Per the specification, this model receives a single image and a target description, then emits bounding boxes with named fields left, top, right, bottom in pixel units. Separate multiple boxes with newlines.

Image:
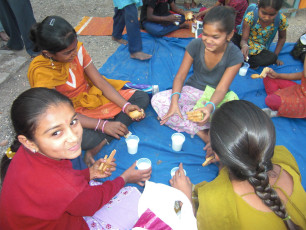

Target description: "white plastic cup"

left=125, top=135, right=139, bottom=154
left=170, top=167, right=187, bottom=177
left=239, top=62, right=250, bottom=76
left=171, top=133, right=185, bottom=151
left=136, top=158, right=152, bottom=170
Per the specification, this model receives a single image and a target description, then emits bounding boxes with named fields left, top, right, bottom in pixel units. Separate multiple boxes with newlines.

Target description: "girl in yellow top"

left=28, top=16, right=150, bottom=166
left=170, top=100, right=306, bottom=230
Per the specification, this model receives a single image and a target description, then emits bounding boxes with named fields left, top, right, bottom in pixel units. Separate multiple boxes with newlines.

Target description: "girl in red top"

left=0, top=88, right=151, bottom=230
left=263, top=57, right=306, bottom=118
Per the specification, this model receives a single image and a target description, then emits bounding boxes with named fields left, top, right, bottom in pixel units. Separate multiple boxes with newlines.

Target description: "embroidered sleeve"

left=279, top=13, right=288, bottom=31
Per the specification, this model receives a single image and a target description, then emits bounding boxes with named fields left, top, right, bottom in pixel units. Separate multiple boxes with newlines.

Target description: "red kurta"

left=0, top=146, right=125, bottom=230
left=275, top=75, right=306, bottom=118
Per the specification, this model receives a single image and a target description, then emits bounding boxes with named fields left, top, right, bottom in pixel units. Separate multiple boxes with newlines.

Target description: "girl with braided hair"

left=170, top=100, right=306, bottom=229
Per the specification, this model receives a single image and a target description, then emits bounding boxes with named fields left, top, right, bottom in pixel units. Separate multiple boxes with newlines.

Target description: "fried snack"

left=124, top=131, right=132, bottom=138
left=202, top=156, right=214, bottom=167
left=185, top=11, right=194, bottom=21
left=128, top=109, right=144, bottom=119
left=186, top=110, right=204, bottom=122
left=251, top=67, right=270, bottom=79
left=99, top=150, right=116, bottom=172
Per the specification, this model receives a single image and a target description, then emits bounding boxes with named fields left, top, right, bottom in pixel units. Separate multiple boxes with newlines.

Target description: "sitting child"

left=263, top=56, right=306, bottom=118
left=0, top=88, right=152, bottom=230
left=171, top=100, right=306, bottom=229
left=140, top=0, right=189, bottom=37
left=151, top=6, right=243, bottom=154
left=27, top=16, right=150, bottom=166
left=237, top=0, right=288, bottom=68
left=195, top=0, right=248, bottom=38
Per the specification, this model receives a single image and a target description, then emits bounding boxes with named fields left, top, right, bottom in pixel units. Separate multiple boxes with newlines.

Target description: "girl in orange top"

left=28, top=16, right=149, bottom=166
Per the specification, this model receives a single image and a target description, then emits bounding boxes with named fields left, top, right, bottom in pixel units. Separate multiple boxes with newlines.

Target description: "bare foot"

left=196, top=129, right=210, bottom=143
left=179, top=23, right=189, bottom=29
left=130, top=51, right=152, bottom=60
left=83, top=139, right=108, bottom=167
left=112, top=36, right=128, bottom=45
left=0, top=31, right=9, bottom=41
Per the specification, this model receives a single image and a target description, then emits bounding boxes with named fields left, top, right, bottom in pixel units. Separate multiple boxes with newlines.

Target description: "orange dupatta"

left=27, top=42, right=133, bottom=119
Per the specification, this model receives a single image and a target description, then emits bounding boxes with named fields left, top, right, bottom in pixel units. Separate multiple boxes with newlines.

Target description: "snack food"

left=251, top=67, right=270, bottom=79
left=185, top=11, right=194, bottom=21
left=186, top=110, right=204, bottom=122
left=128, top=109, right=144, bottom=119
left=124, top=131, right=132, bottom=138
left=99, top=150, right=116, bottom=172
left=202, top=156, right=214, bottom=167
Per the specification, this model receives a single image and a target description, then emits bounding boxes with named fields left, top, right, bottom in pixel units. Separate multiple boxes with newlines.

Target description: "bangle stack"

left=170, top=92, right=181, bottom=100
left=122, top=102, right=131, bottom=113
left=101, top=120, right=108, bottom=133
left=205, top=101, right=216, bottom=113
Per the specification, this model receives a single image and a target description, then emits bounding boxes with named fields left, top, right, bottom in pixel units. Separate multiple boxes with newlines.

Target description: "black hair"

left=210, top=100, right=300, bottom=230
left=30, top=16, right=77, bottom=53
left=0, top=88, right=73, bottom=184
left=258, top=0, right=284, bottom=11
left=203, top=6, right=236, bottom=34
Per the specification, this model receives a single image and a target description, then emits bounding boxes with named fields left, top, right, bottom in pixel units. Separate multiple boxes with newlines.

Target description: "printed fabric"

left=244, top=11, right=288, bottom=55
left=275, top=74, right=306, bottom=118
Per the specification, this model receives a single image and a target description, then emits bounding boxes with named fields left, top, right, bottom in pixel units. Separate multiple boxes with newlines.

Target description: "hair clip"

left=6, top=147, right=16, bottom=159
left=49, top=19, right=55, bottom=26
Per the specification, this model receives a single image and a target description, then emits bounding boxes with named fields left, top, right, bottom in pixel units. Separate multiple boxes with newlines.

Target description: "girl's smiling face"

left=47, top=38, right=78, bottom=63
left=201, top=22, right=232, bottom=52
left=30, top=102, right=83, bottom=160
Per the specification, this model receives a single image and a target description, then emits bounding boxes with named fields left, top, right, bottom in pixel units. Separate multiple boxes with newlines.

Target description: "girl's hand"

left=125, top=104, right=146, bottom=121
left=203, top=144, right=218, bottom=165
left=89, top=158, right=117, bottom=180
left=120, top=162, right=152, bottom=186
left=241, top=45, right=249, bottom=60
left=103, top=121, right=128, bottom=139
left=194, top=107, right=211, bottom=126
left=160, top=103, right=183, bottom=125
left=167, top=14, right=181, bottom=23
left=266, top=68, right=278, bottom=79
left=195, top=11, right=205, bottom=20
left=169, top=163, right=192, bottom=201
left=276, top=59, right=284, bottom=66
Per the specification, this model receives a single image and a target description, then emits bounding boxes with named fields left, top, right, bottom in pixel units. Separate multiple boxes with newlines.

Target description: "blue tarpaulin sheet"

left=72, top=33, right=306, bottom=190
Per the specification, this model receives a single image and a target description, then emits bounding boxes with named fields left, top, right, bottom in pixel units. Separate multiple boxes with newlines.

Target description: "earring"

left=33, top=149, right=36, bottom=153
left=49, top=57, right=55, bottom=70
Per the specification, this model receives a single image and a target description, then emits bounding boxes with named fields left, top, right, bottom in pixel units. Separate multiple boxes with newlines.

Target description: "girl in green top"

left=170, top=100, right=305, bottom=230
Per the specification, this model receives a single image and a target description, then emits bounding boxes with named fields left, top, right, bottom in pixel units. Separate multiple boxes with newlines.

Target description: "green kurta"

left=194, top=146, right=306, bottom=230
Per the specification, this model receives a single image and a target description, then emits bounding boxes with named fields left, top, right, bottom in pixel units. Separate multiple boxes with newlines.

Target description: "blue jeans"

left=0, top=0, right=38, bottom=56
left=142, top=15, right=186, bottom=37
left=112, top=4, right=142, bottom=54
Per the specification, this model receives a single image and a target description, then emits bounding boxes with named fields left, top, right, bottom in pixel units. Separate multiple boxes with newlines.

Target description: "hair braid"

left=248, top=165, right=301, bottom=230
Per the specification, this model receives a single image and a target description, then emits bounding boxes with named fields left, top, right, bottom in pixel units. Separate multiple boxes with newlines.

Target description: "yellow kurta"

left=194, top=146, right=306, bottom=230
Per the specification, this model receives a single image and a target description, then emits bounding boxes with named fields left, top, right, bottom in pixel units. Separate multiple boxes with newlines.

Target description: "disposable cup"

left=171, top=133, right=185, bottom=151
left=170, top=167, right=187, bottom=177
left=125, top=135, right=139, bottom=154
left=136, top=158, right=152, bottom=170
left=239, top=62, right=250, bottom=76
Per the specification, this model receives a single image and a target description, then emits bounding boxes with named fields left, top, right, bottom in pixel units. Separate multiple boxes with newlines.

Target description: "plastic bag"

left=133, top=181, right=197, bottom=230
